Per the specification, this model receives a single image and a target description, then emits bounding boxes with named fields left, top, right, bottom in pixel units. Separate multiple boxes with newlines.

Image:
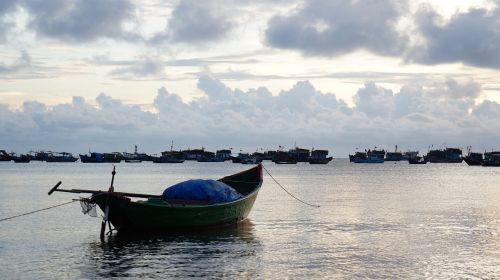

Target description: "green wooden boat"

left=49, top=164, right=263, bottom=235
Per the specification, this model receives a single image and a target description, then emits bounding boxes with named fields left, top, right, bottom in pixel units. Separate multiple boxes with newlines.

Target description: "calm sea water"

left=0, top=160, right=499, bottom=279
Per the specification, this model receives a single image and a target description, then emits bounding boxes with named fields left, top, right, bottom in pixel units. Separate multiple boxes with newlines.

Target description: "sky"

left=1, top=0, right=500, bottom=156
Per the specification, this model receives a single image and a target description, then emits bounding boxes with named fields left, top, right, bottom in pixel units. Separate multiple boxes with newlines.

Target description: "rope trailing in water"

left=0, top=200, right=78, bottom=222
left=262, top=165, right=321, bottom=208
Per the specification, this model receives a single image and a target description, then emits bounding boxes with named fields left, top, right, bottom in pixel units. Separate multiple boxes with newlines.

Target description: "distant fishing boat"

left=153, top=142, right=185, bottom=163
left=46, top=152, right=78, bottom=162
left=104, top=152, right=123, bottom=163
left=402, top=151, right=419, bottom=161
left=385, top=145, right=402, bottom=161
left=80, top=152, right=123, bottom=163
left=29, top=151, right=50, bottom=161
left=408, top=156, right=427, bottom=164
left=80, top=152, right=103, bottom=163
left=241, top=157, right=258, bottom=164
left=123, top=145, right=150, bottom=163
left=152, top=155, right=185, bottom=163
left=197, top=157, right=224, bottom=162
left=349, top=151, right=365, bottom=162
left=482, top=151, right=500, bottom=167
left=463, top=146, right=483, bottom=166
left=288, top=147, right=310, bottom=162
left=307, top=149, right=333, bottom=164
left=10, top=153, right=30, bottom=163
left=352, top=149, right=385, bottom=163
left=0, top=150, right=11, bottom=161
left=232, top=153, right=250, bottom=163
left=272, top=150, right=298, bottom=164
left=216, top=149, right=232, bottom=161
left=424, top=148, right=463, bottom=163
left=124, top=159, right=142, bottom=163
left=48, top=164, right=263, bottom=236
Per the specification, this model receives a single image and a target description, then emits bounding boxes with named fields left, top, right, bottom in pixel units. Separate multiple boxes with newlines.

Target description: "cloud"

left=472, top=100, right=500, bottom=119
left=265, top=0, right=408, bottom=57
left=1, top=75, right=500, bottom=155
left=109, top=56, right=165, bottom=80
left=427, top=78, right=481, bottom=99
left=409, top=6, right=500, bottom=68
left=151, top=0, right=234, bottom=44
left=354, top=82, right=395, bottom=119
left=0, top=0, right=18, bottom=43
left=353, top=78, right=479, bottom=121
left=0, top=0, right=17, bottom=13
left=24, top=0, right=138, bottom=43
left=0, top=51, right=31, bottom=75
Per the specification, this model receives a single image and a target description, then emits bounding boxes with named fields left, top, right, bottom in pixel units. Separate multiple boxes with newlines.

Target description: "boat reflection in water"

left=82, top=220, right=262, bottom=279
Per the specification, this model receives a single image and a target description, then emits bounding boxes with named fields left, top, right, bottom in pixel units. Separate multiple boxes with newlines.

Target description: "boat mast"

left=100, top=166, right=116, bottom=240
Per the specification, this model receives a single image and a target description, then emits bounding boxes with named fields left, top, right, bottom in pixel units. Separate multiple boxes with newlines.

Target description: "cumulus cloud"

left=265, top=0, right=408, bottom=56
left=2, top=75, right=498, bottom=155
left=409, top=5, right=500, bottom=68
left=24, top=0, right=138, bottom=43
left=353, top=78, right=480, bottom=122
left=151, top=0, right=234, bottom=44
left=427, top=78, right=481, bottom=99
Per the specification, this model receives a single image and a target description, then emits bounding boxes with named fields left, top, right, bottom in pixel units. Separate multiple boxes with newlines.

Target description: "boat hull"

left=125, top=159, right=142, bottom=163
left=152, top=157, right=185, bottom=163
left=92, top=191, right=259, bottom=233
left=308, top=157, right=333, bottom=164
left=80, top=154, right=123, bottom=163
left=46, top=157, right=78, bottom=162
left=408, top=159, right=427, bottom=164
left=481, top=162, right=500, bottom=167
left=353, top=158, right=384, bottom=163
left=80, top=155, right=103, bottom=163
left=424, top=157, right=463, bottom=163
left=463, top=157, right=482, bottom=166
left=13, top=158, right=30, bottom=163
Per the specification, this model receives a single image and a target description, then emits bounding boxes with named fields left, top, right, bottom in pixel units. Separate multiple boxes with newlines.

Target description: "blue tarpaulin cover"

left=161, top=179, right=242, bottom=203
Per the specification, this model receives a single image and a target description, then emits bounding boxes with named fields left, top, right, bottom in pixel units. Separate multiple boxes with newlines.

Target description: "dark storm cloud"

left=151, top=0, right=234, bottom=44
left=264, top=1, right=500, bottom=69
left=24, top=0, right=138, bottom=43
left=409, top=6, right=500, bottom=68
left=265, top=0, right=408, bottom=57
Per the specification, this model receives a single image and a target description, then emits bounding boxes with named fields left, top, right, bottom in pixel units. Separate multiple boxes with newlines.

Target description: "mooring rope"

left=262, top=165, right=321, bottom=208
left=0, top=200, right=78, bottom=222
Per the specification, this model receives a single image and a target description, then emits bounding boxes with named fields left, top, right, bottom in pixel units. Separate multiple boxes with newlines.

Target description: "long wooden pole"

left=51, top=188, right=161, bottom=198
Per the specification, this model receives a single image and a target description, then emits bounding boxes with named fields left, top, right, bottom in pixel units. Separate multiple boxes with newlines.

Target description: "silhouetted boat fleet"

left=3, top=145, right=500, bottom=166
left=348, top=145, right=500, bottom=166
left=0, top=146, right=333, bottom=165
